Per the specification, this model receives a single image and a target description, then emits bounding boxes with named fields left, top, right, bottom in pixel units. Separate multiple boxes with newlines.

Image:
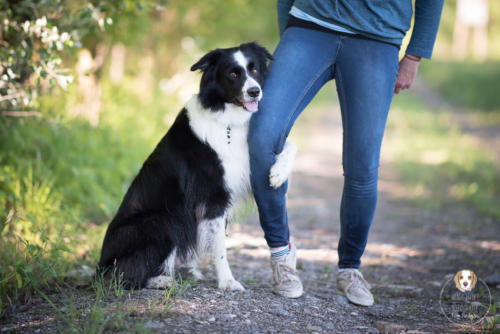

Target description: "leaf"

left=15, top=272, right=23, bottom=289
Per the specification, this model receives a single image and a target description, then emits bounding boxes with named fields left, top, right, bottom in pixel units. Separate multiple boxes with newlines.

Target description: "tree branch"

left=0, top=92, right=24, bottom=102
left=1, top=111, right=42, bottom=117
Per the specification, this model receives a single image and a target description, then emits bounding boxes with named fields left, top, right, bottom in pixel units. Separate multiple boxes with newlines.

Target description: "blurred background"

left=0, top=0, right=499, bottom=316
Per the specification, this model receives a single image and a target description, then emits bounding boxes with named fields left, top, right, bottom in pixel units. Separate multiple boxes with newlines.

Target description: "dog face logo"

left=454, top=269, right=477, bottom=292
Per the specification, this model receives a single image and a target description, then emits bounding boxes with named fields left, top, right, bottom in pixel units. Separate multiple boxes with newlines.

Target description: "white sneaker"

left=271, top=244, right=303, bottom=298
left=336, top=269, right=374, bottom=306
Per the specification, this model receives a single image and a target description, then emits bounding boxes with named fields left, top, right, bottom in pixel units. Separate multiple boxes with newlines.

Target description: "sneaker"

left=336, top=269, right=374, bottom=306
left=271, top=244, right=303, bottom=298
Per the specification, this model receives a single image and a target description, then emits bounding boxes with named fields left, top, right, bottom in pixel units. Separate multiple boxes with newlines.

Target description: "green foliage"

left=30, top=271, right=195, bottom=333
left=0, top=72, right=172, bottom=314
left=36, top=273, right=151, bottom=334
left=0, top=0, right=159, bottom=111
left=388, top=93, right=500, bottom=219
left=419, top=61, right=500, bottom=112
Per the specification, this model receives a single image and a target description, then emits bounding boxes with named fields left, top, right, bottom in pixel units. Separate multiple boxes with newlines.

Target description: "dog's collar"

left=226, top=125, right=231, bottom=144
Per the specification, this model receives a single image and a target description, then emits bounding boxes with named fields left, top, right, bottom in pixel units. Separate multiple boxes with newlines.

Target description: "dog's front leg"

left=209, top=216, right=245, bottom=291
left=269, top=141, right=297, bottom=189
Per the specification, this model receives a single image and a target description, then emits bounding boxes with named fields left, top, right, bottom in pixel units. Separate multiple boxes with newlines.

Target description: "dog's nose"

left=463, top=281, right=468, bottom=286
left=247, top=87, right=260, bottom=98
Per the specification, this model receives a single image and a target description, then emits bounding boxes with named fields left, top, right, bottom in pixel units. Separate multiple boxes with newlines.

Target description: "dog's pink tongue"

left=243, top=101, right=259, bottom=112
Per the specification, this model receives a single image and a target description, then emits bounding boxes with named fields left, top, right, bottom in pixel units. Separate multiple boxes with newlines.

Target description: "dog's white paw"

left=269, top=141, right=296, bottom=189
left=189, top=268, right=204, bottom=280
left=218, top=279, right=245, bottom=291
left=269, top=165, right=289, bottom=189
left=145, top=275, right=173, bottom=289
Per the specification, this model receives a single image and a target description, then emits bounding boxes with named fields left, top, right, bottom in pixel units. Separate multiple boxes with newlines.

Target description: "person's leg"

left=249, top=27, right=339, bottom=248
left=334, top=36, right=399, bottom=270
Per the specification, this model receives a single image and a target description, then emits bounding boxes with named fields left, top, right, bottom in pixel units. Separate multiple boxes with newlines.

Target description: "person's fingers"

left=394, top=81, right=402, bottom=94
left=394, top=74, right=405, bottom=94
left=394, top=58, right=419, bottom=94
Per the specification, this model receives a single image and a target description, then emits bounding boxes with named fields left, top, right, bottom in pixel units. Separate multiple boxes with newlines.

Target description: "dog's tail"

left=97, top=212, right=196, bottom=289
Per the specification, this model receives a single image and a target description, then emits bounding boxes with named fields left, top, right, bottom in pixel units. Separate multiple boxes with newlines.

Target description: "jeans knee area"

left=343, top=168, right=379, bottom=199
left=248, top=126, right=278, bottom=169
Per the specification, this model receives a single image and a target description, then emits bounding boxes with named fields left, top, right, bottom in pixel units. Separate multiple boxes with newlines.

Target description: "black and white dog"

left=98, top=42, right=296, bottom=291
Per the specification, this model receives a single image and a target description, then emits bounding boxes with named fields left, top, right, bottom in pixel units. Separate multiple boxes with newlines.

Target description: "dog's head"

left=454, top=269, right=477, bottom=292
left=191, top=42, right=272, bottom=112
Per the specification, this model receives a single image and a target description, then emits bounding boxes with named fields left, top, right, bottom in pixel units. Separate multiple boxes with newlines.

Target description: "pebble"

left=324, top=322, right=335, bottom=330
left=350, top=311, right=358, bottom=316
left=272, top=308, right=290, bottom=317
left=333, top=294, right=349, bottom=306
left=306, top=324, right=322, bottom=332
left=219, top=314, right=235, bottom=322
left=208, top=316, right=215, bottom=322
left=303, top=308, right=314, bottom=315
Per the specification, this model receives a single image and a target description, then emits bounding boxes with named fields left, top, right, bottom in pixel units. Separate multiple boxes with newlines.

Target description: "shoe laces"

left=345, top=270, right=371, bottom=291
left=273, top=258, right=298, bottom=284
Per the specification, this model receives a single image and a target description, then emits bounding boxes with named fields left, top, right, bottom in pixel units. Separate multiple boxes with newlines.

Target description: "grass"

left=0, top=74, right=180, bottom=316
left=20, top=271, right=195, bottom=333
left=386, top=92, right=500, bottom=220
left=419, top=60, right=500, bottom=113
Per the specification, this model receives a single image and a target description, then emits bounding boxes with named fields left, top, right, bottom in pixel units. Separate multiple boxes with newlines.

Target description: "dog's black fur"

left=97, top=42, right=272, bottom=289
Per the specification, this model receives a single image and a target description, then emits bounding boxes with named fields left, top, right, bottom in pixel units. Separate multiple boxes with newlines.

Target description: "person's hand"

left=394, top=54, right=421, bottom=94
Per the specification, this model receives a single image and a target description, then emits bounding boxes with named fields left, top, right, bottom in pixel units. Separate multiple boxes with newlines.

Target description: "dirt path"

left=4, top=92, right=499, bottom=333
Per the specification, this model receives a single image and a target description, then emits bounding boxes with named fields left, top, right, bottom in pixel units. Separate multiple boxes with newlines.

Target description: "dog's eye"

left=251, top=68, right=258, bottom=75
left=229, top=72, right=238, bottom=78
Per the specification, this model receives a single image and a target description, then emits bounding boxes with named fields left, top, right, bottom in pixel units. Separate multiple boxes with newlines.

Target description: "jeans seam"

left=336, top=65, right=349, bottom=166
left=276, top=60, right=335, bottom=153
left=336, top=38, right=348, bottom=267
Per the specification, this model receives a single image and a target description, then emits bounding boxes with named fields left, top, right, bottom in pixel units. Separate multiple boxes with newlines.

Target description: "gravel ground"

left=2, top=92, right=499, bottom=333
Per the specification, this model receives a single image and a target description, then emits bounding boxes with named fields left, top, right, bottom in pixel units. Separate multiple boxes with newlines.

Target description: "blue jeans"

left=248, top=27, right=399, bottom=269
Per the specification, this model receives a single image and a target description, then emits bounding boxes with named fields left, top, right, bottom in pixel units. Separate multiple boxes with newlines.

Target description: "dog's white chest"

left=186, top=97, right=252, bottom=200
left=216, top=126, right=251, bottom=199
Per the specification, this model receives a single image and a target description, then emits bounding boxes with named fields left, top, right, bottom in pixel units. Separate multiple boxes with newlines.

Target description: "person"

left=248, top=0, right=444, bottom=305
left=453, top=0, right=489, bottom=61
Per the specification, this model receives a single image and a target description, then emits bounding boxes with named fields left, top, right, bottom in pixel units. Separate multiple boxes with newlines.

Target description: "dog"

left=97, top=42, right=296, bottom=291
left=454, top=269, right=477, bottom=292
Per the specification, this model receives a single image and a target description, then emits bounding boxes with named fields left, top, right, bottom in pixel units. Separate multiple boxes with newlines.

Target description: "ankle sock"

left=270, top=243, right=291, bottom=258
left=338, top=268, right=345, bottom=274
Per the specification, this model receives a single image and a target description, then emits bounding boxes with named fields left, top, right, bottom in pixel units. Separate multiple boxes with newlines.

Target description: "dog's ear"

left=471, top=271, right=478, bottom=288
left=241, top=42, right=273, bottom=62
left=191, top=49, right=223, bottom=72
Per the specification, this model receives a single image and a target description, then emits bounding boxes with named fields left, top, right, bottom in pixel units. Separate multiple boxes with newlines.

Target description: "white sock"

left=270, top=243, right=291, bottom=258
left=338, top=268, right=345, bottom=274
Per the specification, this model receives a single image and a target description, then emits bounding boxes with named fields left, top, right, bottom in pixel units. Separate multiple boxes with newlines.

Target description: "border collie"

left=97, top=42, right=296, bottom=291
